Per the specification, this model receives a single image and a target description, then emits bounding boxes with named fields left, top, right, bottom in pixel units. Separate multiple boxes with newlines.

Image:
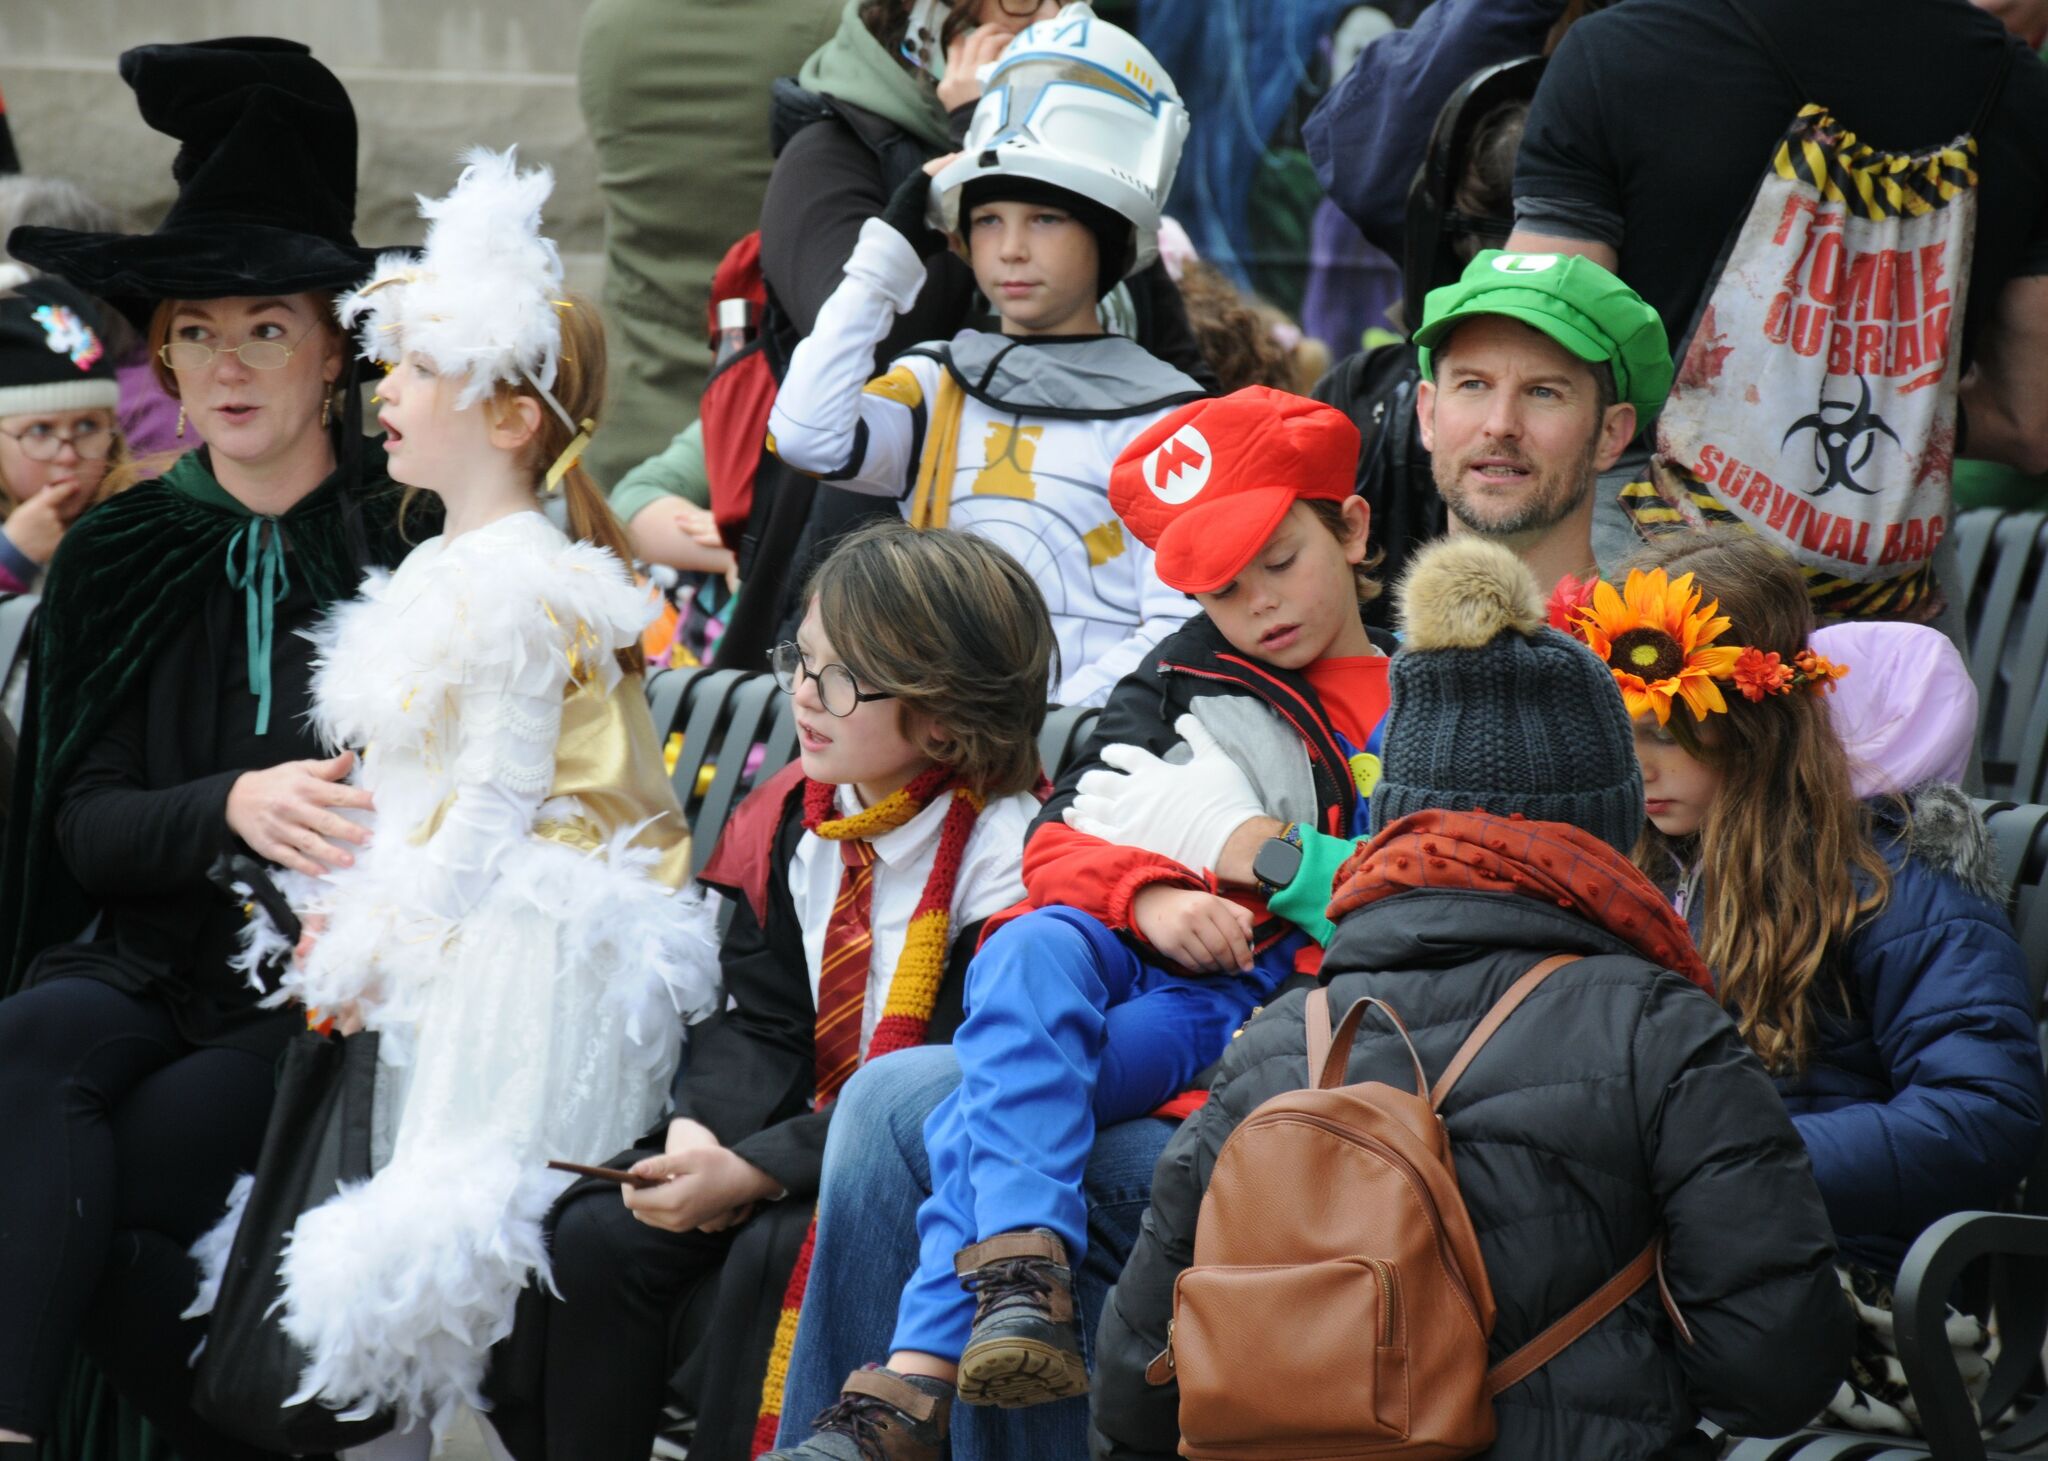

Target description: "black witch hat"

left=8, top=37, right=382, bottom=327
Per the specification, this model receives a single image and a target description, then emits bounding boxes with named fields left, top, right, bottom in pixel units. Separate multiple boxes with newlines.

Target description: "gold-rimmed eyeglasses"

left=158, top=326, right=316, bottom=373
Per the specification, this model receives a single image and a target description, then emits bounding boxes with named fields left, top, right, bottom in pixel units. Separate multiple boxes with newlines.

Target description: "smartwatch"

left=1252, top=823, right=1306, bottom=898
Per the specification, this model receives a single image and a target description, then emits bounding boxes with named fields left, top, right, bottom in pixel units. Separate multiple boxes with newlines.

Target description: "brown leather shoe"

left=760, top=1366, right=951, bottom=1461
left=954, top=1229, right=1089, bottom=1408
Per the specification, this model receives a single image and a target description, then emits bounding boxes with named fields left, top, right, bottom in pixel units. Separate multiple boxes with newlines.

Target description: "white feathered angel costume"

left=206, top=513, right=720, bottom=1436
left=187, top=149, right=722, bottom=1441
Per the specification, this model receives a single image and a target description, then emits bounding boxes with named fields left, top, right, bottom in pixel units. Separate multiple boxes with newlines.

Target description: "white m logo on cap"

left=1144, top=424, right=1211, bottom=504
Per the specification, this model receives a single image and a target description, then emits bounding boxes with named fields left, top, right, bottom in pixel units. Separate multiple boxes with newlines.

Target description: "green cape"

left=0, top=441, right=425, bottom=992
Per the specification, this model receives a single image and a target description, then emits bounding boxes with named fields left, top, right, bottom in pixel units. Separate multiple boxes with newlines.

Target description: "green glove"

left=1264, top=825, right=1359, bottom=948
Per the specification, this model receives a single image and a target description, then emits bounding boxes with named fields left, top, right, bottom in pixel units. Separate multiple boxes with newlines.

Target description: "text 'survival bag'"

left=1640, top=0, right=2011, bottom=622
left=1147, top=954, right=1690, bottom=1459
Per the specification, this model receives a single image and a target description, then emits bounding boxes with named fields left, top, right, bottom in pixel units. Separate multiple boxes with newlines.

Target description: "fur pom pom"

left=338, top=146, right=564, bottom=408
left=1397, top=536, right=1546, bottom=651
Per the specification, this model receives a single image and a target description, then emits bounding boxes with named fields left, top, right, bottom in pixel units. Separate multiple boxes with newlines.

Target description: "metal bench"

left=1954, top=511, right=2048, bottom=803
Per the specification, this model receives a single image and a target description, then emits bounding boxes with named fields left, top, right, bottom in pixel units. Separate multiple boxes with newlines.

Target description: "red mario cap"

left=1109, top=386, right=1361, bottom=594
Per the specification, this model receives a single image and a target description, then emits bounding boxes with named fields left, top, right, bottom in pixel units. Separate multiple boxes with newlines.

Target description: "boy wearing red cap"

left=770, top=386, right=1392, bottom=1459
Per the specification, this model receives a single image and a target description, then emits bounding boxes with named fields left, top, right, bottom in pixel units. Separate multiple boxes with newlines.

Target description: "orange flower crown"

left=1546, top=570, right=1847, bottom=724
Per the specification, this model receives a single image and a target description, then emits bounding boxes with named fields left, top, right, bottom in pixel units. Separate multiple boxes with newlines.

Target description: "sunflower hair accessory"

left=1556, top=568, right=1848, bottom=723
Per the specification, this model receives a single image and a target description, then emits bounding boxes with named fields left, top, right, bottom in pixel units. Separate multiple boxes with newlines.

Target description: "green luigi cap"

left=1414, top=250, right=1673, bottom=418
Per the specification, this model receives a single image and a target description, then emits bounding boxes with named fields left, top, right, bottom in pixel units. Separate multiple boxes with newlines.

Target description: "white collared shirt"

left=787, top=784, right=1036, bottom=1055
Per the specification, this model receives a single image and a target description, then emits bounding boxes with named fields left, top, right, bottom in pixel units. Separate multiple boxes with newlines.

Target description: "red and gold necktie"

left=758, top=768, right=992, bottom=1455
left=811, top=835, right=877, bottom=1102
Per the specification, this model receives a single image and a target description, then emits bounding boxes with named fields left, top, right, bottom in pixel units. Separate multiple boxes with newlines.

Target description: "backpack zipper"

left=1368, top=1256, right=1397, bottom=1346
left=1242, top=1110, right=1482, bottom=1331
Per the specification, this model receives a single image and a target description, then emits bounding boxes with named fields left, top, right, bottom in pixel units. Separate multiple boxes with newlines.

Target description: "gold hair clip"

left=542, top=416, right=599, bottom=496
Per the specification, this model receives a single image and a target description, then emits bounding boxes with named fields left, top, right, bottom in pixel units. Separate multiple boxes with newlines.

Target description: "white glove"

left=1063, top=713, right=1266, bottom=876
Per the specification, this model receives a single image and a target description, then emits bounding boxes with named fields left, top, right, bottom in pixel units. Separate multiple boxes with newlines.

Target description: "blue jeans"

left=777, top=1045, right=1174, bottom=1460
left=895, top=907, right=1262, bottom=1359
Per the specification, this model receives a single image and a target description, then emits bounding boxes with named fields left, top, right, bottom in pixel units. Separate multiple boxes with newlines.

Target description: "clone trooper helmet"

left=930, top=3, right=1189, bottom=279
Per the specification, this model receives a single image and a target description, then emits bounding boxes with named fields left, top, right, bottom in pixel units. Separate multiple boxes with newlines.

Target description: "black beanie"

left=0, top=275, right=120, bottom=419
left=1371, top=536, right=1645, bottom=856
left=958, top=175, right=1130, bottom=299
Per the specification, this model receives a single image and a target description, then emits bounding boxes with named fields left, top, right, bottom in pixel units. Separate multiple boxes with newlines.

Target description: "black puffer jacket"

left=1093, top=886, right=1851, bottom=1460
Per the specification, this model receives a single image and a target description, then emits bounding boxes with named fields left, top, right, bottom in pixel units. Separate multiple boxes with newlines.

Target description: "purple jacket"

left=116, top=348, right=182, bottom=460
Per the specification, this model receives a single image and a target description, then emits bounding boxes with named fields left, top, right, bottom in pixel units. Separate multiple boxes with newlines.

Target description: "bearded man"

left=1414, top=250, right=1671, bottom=591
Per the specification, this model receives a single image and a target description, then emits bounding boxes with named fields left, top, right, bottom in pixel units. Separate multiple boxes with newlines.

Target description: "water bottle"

left=713, top=297, right=754, bottom=370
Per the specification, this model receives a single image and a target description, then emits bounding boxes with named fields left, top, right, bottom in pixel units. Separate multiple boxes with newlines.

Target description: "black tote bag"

left=192, top=1027, right=398, bottom=1451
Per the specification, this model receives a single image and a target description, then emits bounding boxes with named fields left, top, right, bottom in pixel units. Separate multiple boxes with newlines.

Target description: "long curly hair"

left=1625, top=530, right=1891, bottom=1073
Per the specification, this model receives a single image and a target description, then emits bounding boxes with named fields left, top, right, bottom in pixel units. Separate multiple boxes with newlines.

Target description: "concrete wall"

left=0, top=1, right=607, bottom=292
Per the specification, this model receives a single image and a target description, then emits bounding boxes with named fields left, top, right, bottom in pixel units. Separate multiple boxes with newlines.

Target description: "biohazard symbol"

left=1781, top=376, right=1899, bottom=497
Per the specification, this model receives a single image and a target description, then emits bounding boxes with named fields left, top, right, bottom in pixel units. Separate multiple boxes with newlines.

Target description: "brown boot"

left=759, top=1366, right=952, bottom=1461
left=954, top=1229, right=1089, bottom=1407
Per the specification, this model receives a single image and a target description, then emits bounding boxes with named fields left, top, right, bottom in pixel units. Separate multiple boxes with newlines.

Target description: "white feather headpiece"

left=338, top=146, right=567, bottom=413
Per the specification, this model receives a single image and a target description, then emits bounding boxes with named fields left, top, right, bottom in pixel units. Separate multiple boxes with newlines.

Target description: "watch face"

left=1254, top=836, right=1304, bottom=890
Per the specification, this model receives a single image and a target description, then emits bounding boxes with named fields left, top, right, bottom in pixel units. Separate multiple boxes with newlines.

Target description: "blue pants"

left=778, top=1045, right=1174, bottom=1458
left=892, top=905, right=1264, bottom=1359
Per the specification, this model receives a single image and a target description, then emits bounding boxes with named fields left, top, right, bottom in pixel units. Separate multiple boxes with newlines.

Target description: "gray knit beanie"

left=1371, top=536, right=1644, bottom=855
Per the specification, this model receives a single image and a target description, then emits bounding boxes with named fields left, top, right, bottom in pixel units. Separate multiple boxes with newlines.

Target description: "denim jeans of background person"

left=775, top=1046, right=1171, bottom=1458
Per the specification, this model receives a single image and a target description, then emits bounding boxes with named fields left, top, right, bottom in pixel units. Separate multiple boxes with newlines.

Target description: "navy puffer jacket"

left=1746, top=784, right=2043, bottom=1274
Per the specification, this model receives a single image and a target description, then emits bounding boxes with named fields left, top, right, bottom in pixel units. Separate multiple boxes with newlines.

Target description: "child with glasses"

left=485, top=517, right=1054, bottom=1461
left=0, top=277, right=126, bottom=597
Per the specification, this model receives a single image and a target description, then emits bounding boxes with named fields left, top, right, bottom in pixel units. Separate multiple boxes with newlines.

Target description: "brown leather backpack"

left=1145, top=954, right=1689, bottom=1460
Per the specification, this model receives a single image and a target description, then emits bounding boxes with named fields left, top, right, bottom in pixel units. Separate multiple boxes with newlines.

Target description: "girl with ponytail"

left=1567, top=528, right=2042, bottom=1435
left=188, top=149, right=721, bottom=1448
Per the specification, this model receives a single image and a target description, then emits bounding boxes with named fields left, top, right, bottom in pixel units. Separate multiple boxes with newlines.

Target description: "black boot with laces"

left=954, top=1228, right=1088, bottom=1407
left=760, top=1365, right=951, bottom=1461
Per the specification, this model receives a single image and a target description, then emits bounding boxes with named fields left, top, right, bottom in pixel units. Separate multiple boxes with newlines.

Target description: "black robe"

left=0, top=440, right=428, bottom=1035
left=0, top=439, right=432, bottom=1461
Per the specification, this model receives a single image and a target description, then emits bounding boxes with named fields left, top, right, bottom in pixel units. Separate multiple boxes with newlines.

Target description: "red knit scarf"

left=751, top=764, right=985, bottom=1454
left=1328, top=809, right=1716, bottom=993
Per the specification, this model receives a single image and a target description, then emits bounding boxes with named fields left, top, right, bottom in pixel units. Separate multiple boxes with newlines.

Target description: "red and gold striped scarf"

left=751, top=764, right=986, bottom=1454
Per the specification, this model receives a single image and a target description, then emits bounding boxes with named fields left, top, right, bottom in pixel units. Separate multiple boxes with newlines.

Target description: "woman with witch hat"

left=0, top=38, right=427, bottom=1457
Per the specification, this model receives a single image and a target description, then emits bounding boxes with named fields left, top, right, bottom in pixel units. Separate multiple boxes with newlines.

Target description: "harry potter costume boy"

left=0, top=38, right=424, bottom=1456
